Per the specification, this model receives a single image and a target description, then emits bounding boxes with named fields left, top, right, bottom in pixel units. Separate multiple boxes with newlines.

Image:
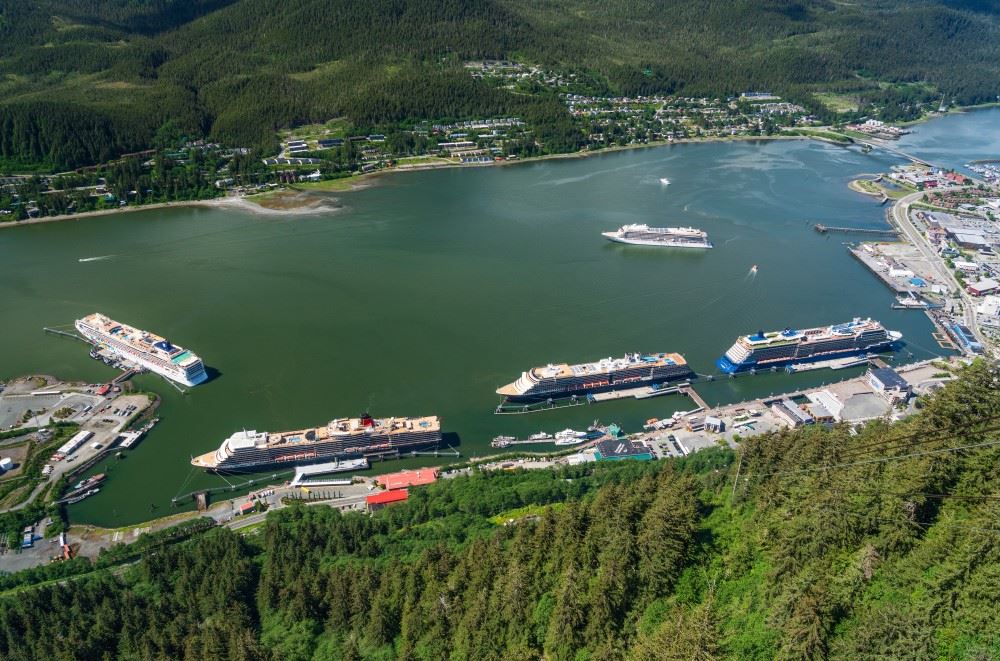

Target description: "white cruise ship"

left=75, top=313, right=208, bottom=386
left=602, top=224, right=712, bottom=248
left=497, top=351, right=692, bottom=402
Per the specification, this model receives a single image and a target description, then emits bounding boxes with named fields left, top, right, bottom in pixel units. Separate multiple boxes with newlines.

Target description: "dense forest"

left=1, top=0, right=999, bottom=169
left=0, top=361, right=997, bottom=659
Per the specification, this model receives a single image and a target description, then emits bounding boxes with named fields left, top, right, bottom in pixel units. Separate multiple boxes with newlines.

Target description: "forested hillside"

left=1, top=0, right=999, bottom=169
left=0, top=361, right=998, bottom=659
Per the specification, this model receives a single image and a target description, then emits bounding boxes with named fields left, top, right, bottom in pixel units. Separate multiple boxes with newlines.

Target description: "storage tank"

left=0, top=457, right=13, bottom=471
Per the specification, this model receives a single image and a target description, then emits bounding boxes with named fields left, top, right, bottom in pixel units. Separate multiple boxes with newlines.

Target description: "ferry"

left=602, top=224, right=712, bottom=248
left=717, top=318, right=902, bottom=374
left=498, top=352, right=692, bottom=403
left=75, top=313, right=207, bottom=387
left=191, top=414, right=441, bottom=472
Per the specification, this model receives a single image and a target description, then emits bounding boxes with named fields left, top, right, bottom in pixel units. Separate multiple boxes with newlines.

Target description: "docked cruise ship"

left=602, top=224, right=713, bottom=248
left=75, top=313, right=207, bottom=386
left=191, top=414, right=441, bottom=472
left=497, top=352, right=692, bottom=402
left=717, top=318, right=902, bottom=374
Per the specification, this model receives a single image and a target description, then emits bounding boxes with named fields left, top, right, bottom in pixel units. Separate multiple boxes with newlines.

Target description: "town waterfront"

left=6, top=114, right=994, bottom=526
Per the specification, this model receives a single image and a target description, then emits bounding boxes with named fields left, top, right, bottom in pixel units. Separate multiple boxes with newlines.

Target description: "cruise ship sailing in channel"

left=497, top=352, right=693, bottom=403
left=717, top=318, right=903, bottom=374
left=191, top=414, right=441, bottom=472
left=75, top=313, right=208, bottom=386
left=602, top=224, right=713, bottom=248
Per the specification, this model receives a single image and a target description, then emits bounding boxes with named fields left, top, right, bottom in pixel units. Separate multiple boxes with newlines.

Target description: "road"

left=890, top=192, right=991, bottom=352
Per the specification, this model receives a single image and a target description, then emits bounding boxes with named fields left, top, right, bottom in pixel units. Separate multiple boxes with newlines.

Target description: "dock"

left=43, top=327, right=90, bottom=344
left=290, top=459, right=369, bottom=487
left=848, top=246, right=910, bottom=294
left=784, top=355, right=873, bottom=373
left=679, top=385, right=709, bottom=410
left=591, top=383, right=683, bottom=402
left=815, top=224, right=897, bottom=237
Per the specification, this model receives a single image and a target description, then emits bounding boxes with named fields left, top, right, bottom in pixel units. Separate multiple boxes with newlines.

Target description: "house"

left=770, top=399, right=814, bottom=427
left=376, top=468, right=438, bottom=491
left=806, top=390, right=845, bottom=421
left=953, top=232, right=992, bottom=250
left=866, top=367, right=911, bottom=403
left=967, top=278, right=999, bottom=296
left=953, top=260, right=980, bottom=275
left=950, top=323, right=983, bottom=354
left=704, top=416, right=725, bottom=433
left=366, top=489, right=409, bottom=511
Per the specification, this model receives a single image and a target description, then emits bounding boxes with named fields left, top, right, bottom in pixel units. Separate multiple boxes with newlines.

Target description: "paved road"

left=891, top=192, right=991, bottom=351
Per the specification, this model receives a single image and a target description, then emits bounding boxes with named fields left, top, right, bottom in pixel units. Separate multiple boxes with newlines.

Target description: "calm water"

left=4, top=112, right=994, bottom=526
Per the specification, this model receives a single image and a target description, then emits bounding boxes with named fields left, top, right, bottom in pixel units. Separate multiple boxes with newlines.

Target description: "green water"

left=0, top=129, right=969, bottom=526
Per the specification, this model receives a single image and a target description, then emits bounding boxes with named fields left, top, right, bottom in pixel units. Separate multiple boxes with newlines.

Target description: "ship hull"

left=716, top=341, right=897, bottom=374
left=204, top=455, right=374, bottom=475
left=501, top=370, right=692, bottom=403
left=196, top=432, right=441, bottom=473
left=602, top=233, right=712, bottom=249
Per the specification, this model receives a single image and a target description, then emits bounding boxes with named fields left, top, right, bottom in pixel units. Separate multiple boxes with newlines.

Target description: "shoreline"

left=0, top=107, right=979, bottom=229
left=0, top=134, right=846, bottom=230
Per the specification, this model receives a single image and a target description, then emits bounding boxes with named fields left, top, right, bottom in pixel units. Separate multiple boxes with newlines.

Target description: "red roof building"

left=239, top=501, right=255, bottom=514
left=376, top=468, right=438, bottom=491
left=366, top=489, right=409, bottom=509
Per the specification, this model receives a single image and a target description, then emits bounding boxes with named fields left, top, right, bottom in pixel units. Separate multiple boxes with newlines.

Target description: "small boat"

left=659, top=177, right=671, bottom=185
left=66, top=488, right=100, bottom=505
left=71, top=473, right=105, bottom=492
left=528, top=432, right=552, bottom=441
left=491, top=435, right=515, bottom=448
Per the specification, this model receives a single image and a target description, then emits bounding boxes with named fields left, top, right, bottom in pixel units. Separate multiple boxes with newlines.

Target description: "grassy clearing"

left=488, top=502, right=564, bottom=525
left=290, top=177, right=364, bottom=192
left=814, top=92, right=859, bottom=113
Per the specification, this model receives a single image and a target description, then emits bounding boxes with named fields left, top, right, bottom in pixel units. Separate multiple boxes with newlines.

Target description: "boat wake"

left=78, top=255, right=115, bottom=263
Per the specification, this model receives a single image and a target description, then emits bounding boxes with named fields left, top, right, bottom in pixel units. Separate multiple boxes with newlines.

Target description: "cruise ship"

left=75, top=313, right=207, bottom=387
left=602, top=224, right=713, bottom=248
left=191, top=414, right=441, bottom=472
left=497, top=352, right=692, bottom=402
left=717, top=318, right=902, bottom=374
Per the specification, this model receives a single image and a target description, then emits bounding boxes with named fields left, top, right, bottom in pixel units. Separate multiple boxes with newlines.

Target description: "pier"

left=814, top=224, right=897, bottom=237
left=43, top=327, right=90, bottom=344
left=679, top=385, right=709, bottom=410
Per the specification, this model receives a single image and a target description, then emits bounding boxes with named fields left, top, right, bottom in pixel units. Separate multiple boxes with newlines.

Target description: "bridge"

left=859, top=140, right=933, bottom=167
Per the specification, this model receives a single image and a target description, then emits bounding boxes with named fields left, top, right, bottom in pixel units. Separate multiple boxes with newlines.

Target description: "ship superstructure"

left=717, top=318, right=902, bottom=373
left=75, top=313, right=207, bottom=386
left=191, top=414, right=441, bottom=472
left=497, top=352, right=692, bottom=402
left=602, top=224, right=712, bottom=248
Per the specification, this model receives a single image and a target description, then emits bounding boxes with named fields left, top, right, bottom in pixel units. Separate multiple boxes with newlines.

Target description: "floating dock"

left=290, top=459, right=368, bottom=487
left=783, top=355, right=874, bottom=373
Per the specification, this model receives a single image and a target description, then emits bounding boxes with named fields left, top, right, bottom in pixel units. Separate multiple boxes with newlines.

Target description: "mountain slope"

left=0, top=362, right=998, bottom=659
left=1, top=0, right=999, bottom=168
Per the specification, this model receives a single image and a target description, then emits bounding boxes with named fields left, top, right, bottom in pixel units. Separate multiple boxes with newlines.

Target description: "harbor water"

left=4, top=110, right=995, bottom=526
